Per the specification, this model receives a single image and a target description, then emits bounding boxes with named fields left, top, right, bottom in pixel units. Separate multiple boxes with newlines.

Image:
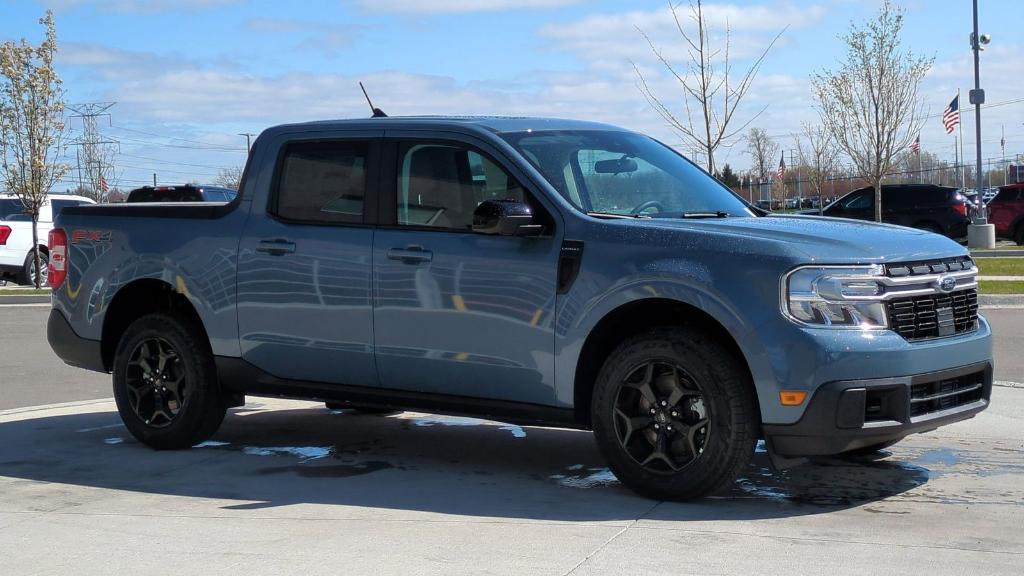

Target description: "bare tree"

left=213, top=166, right=243, bottom=190
left=634, top=1, right=785, bottom=174
left=745, top=127, right=779, bottom=203
left=0, top=11, right=69, bottom=287
left=795, top=123, right=839, bottom=214
left=811, top=0, right=932, bottom=222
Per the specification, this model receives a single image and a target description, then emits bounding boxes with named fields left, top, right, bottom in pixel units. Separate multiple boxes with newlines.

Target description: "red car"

left=989, top=183, right=1024, bottom=245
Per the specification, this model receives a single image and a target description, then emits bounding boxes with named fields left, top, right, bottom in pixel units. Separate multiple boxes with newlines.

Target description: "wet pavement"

left=1, top=387, right=1022, bottom=575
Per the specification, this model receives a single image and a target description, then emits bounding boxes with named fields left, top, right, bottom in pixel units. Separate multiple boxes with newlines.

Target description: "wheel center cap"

left=655, top=411, right=667, bottom=424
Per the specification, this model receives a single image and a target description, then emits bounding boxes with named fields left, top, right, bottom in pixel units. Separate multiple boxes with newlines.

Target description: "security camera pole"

left=967, top=0, right=996, bottom=248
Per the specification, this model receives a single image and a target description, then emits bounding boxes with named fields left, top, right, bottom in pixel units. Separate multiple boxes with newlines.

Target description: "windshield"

left=500, top=130, right=752, bottom=218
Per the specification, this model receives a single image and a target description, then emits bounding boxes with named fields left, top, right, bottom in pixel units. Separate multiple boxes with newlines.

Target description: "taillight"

left=48, top=228, right=67, bottom=289
left=0, top=225, right=10, bottom=245
left=953, top=202, right=967, bottom=217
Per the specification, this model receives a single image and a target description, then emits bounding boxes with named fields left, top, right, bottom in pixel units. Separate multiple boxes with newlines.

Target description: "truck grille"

left=884, top=256, right=974, bottom=277
left=886, top=290, right=978, bottom=340
left=910, top=371, right=985, bottom=418
left=883, top=256, right=978, bottom=341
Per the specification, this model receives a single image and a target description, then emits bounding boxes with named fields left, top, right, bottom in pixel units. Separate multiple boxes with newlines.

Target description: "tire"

left=591, top=327, right=758, bottom=501
left=1015, top=224, right=1024, bottom=246
left=16, top=250, right=47, bottom=286
left=112, top=313, right=226, bottom=449
left=325, top=402, right=397, bottom=415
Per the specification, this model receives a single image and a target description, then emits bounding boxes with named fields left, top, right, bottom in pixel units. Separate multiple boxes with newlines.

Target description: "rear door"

left=372, top=134, right=561, bottom=405
left=236, top=130, right=382, bottom=386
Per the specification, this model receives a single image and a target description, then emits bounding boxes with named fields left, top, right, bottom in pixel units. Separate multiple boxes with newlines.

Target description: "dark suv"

left=814, top=185, right=969, bottom=240
left=126, top=185, right=237, bottom=203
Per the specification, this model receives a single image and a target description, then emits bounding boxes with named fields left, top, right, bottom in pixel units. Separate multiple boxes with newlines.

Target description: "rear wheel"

left=591, top=328, right=758, bottom=501
left=113, top=313, right=226, bottom=449
left=1014, top=224, right=1024, bottom=246
left=16, top=250, right=47, bottom=286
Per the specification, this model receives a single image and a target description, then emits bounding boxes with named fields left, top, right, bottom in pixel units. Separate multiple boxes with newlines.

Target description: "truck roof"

left=265, top=116, right=625, bottom=136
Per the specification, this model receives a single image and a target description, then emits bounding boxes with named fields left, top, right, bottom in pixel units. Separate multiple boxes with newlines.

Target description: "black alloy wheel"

left=613, top=360, right=709, bottom=473
left=124, top=338, right=187, bottom=428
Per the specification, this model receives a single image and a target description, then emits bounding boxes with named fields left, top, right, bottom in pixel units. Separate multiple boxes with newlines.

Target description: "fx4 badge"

left=71, top=229, right=112, bottom=243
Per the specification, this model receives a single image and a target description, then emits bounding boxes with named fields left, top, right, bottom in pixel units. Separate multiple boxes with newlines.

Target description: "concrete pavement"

left=0, top=389, right=1021, bottom=575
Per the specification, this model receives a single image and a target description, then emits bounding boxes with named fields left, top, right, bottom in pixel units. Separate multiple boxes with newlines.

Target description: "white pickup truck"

left=0, top=193, right=95, bottom=285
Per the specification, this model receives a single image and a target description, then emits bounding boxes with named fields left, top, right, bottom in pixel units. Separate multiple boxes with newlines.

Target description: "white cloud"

left=348, top=0, right=584, bottom=14
left=541, top=3, right=825, bottom=64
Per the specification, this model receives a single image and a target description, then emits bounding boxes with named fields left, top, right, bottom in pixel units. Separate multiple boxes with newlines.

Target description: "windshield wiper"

left=587, top=211, right=651, bottom=219
left=679, top=211, right=729, bottom=219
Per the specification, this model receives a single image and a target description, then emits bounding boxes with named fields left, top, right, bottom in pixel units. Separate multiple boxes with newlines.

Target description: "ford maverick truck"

left=47, top=117, right=992, bottom=500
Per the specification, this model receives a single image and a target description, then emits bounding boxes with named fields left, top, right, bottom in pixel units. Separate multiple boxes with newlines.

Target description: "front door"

left=236, top=133, right=380, bottom=386
left=372, top=138, right=561, bottom=405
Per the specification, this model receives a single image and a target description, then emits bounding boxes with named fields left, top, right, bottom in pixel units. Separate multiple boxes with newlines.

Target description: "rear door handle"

left=256, top=239, right=296, bottom=256
left=386, top=246, right=433, bottom=264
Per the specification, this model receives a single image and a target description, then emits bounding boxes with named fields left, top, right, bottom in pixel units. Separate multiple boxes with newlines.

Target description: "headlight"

left=784, top=265, right=888, bottom=328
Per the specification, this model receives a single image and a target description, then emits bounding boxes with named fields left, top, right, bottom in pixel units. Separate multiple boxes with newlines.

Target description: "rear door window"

left=274, top=140, right=369, bottom=224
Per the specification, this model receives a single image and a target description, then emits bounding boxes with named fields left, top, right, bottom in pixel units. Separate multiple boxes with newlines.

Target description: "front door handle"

left=256, top=238, right=296, bottom=256
left=387, top=246, right=433, bottom=264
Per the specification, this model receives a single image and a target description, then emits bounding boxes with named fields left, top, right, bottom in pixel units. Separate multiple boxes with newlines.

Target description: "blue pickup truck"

left=46, top=117, right=992, bottom=500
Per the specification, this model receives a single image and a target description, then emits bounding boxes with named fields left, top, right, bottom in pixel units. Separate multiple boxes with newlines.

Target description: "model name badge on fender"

left=71, top=229, right=112, bottom=243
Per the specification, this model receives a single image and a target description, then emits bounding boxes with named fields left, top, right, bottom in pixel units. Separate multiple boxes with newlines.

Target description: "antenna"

left=359, top=82, right=387, bottom=118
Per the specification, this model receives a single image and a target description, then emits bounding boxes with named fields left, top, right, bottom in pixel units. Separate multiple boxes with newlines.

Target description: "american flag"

left=98, top=175, right=109, bottom=193
left=942, top=95, right=960, bottom=135
left=775, top=152, right=786, bottom=181
left=910, top=134, right=920, bottom=154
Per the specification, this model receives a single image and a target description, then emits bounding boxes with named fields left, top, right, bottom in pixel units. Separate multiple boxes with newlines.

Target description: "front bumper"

left=763, top=361, right=991, bottom=457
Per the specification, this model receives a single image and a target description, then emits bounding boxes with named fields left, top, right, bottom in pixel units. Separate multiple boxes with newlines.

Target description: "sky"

left=1, top=0, right=1021, bottom=190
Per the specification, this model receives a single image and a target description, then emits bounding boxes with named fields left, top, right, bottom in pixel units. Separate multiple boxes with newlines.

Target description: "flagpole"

left=919, top=140, right=923, bottom=183
left=958, top=88, right=966, bottom=190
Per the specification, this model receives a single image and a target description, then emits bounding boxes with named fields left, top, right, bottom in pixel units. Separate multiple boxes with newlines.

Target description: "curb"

left=972, top=250, right=1024, bottom=258
left=979, top=294, right=1024, bottom=306
left=0, top=295, right=50, bottom=305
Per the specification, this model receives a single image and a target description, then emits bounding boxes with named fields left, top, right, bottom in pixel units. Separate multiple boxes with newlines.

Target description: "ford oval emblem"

left=938, top=275, right=957, bottom=293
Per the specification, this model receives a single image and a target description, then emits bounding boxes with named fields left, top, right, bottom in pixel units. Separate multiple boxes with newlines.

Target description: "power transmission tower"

left=69, top=102, right=119, bottom=201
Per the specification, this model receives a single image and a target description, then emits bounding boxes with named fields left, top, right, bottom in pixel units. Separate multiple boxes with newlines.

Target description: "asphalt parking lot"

left=1, top=305, right=1022, bottom=575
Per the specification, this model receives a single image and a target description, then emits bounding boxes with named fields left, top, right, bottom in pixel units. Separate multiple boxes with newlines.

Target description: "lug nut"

left=650, top=408, right=656, bottom=414
left=660, top=400, right=667, bottom=406
left=670, top=411, right=678, bottom=417
left=653, top=423, right=660, bottom=429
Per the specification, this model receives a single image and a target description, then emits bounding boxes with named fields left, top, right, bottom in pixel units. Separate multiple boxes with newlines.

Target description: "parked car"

left=988, top=183, right=1024, bottom=245
left=808, top=184, right=970, bottom=240
left=0, top=193, right=95, bottom=285
left=126, top=185, right=237, bottom=203
left=47, top=117, right=991, bottom=501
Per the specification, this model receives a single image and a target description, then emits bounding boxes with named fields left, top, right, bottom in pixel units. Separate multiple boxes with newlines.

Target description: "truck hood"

left=638, top=214, right=967, bottom=263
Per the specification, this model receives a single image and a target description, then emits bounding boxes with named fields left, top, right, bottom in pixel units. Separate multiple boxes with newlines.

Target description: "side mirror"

left=472, top=200, right=543, bottom=237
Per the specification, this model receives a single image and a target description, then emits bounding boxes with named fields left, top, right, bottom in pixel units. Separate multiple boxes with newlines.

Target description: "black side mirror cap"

left=472, top=199, right=542, bottom=237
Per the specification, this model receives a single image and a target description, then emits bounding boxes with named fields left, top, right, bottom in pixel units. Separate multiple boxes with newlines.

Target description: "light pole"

left=239, top=132, right=255, bottom=151
left=967, top=0, right=995, bottom=248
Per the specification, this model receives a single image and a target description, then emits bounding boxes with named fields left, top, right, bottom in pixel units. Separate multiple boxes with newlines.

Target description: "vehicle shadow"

left=0, top=402, right=932, bottom=522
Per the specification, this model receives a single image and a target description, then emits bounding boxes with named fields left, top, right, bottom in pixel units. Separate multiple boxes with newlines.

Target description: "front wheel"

left=113, top=313, right=226, bottom=449
left=591, top=328, right=758, bottom=500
